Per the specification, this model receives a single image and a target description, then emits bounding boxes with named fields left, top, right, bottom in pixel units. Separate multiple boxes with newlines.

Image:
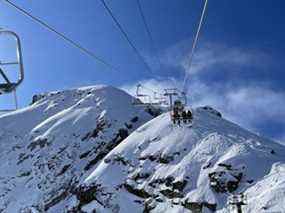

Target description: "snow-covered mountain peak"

left=0, top=85, right=158, bottom=212
left=77, top=107, right=285, bottom=213
left=0, top=85, right=284, bottom=213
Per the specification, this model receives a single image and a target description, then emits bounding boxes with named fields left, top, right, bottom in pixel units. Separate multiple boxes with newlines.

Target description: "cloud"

left=160, top=40, right=271, bottom=76
left=188, top=81, right=285, bottom=130
left=121, top=78, right=285, bottom=141
left=121, top=78, right=179, bottom=105
left=121, top=39, right=283, bottom=141
left=121, top=78, right=177, bottom=96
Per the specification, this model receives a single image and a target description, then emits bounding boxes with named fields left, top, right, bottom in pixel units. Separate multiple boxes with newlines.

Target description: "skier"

left=172, top=109, right=178, bottom=124
left=173, top=109, right=179, bottom=124
left=176, top=112, right=181, bottom=126
left=187, top=110, right=193, bottom=122
left=182, top=110, right=187, bottom=123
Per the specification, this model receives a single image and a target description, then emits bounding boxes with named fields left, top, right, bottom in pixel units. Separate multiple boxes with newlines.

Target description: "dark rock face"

left=73, top=184, right=99, bottom=208
left=143, top=198, right=156, bottom=213
left=139, top=153, right=176, bottom=164
left=173, top=180, right=187, bottom=191
left=208, top=164, right=243, bottom=193
left=182, top=200, right=217, bottom=213
left=124, top=183, right=151, bottom=199
left=81, top=120, right=107, bottom=141
left=84, top=128, right=129, bottom=171
left=199, top=106, right=222, bottom=118
left=31, top=94, right=45, bottom=104
left=145, top=106, right=162, bottom=117
left=44, top=180, right=77, bottom=211
left=27, top=138, right=50, bottom=151
left=160, top=189, right=183, bottom=199
left=131, top=116, right=139, bottom=123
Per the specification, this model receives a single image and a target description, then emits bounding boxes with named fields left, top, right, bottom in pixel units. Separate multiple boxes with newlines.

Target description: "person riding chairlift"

left=172, top=100, right=183, bottom=125
left=173, top=109, right=180, bottom=125
left=182, top=110, right=187, bottom=123
left=186, top=110, right=193, bottom=122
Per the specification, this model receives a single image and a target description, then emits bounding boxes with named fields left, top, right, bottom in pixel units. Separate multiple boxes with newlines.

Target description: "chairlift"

left=0, top=29, right=24, bottom=110
left=163, top=88, right=187, bottom=110
left=228, top=193, right=247, bottom=213
left=228, top=193, right=247, bottom=205
left=132, top=84, right=152, bottom=106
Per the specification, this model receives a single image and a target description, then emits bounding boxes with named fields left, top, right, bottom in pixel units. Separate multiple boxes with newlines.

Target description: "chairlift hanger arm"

left=0, top=30, right=24, bottom=88
left=0, top=67, right=12, bottom=84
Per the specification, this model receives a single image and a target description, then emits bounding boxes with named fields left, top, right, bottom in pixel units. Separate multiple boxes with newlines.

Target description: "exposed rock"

left=172, top=180, right=187, bottom=191
left=218, top=163, right=232, bottom=170
left=131, top=116, right=139, bottom=123
left=81, top=120, right=106, bottom=141
left=84, top=129, right=129, bottom=171
left=56, top=164, right=71, bottom=177
left=182, top=200, right=217, bottom=213
left=160, top=189, right=184, bottom=199
left=158, top=155, right=174, bottom=164
left=27, top=138, right=50, bottom=151
left=209, top=170, right=242, bottom=193
left=124, top=183, right=151, bottom=199
left=143, top=198, right=157, bottom=213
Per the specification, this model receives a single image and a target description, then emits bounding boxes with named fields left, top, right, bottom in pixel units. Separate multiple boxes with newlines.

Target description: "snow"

left=244, top=162, right=285, bottom=212
left=83, top=107, right=285, bottom=212
left=0, top=85, right=284, bottom=212
left=0, top=85, right=154, bottom=212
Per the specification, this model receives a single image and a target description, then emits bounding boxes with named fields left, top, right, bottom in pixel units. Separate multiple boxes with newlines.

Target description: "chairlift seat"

left=0, top=83, right=16, bottom=94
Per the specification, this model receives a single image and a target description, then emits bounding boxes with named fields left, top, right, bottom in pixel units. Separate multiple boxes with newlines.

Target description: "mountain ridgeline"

left=0, top=85, right=284, bottom=213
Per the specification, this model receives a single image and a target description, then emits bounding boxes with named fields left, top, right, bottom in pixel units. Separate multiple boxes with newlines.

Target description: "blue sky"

left=0, top=0, right=284, bottom=141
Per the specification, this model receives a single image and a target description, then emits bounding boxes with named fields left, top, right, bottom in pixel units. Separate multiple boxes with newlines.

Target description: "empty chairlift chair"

left=0, top=29, right=24, bottom=109
left=132, top=84, right=152, bottom=106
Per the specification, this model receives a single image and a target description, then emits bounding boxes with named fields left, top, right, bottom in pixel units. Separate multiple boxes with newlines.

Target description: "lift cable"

left=182, top=0, right=209, bottom=93
left=100, top=0, right=154, bottom=74
left=2, top=0, right=118, bottom=71
left=136, top=0, right=162, bottom=71
left=139, top=84, right=163, bottom=96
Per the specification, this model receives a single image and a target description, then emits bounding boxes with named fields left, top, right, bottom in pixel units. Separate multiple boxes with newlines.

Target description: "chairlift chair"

left=132, top=84, right=152, bottom=106
left=228, top=194, right=247, bottom=205
left=164, top=88, right=187, bottom=109
left=0, top=29, right=24, bottom=110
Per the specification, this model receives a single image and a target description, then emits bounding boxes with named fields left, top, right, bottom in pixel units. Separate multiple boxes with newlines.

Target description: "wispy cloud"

left=160, top=40, right=271, bottom=76
left=122, top=78, right=285, bottom=141
left=121, top=39, right=283, bottom=141
left=188, top=81, right=285, bottom=130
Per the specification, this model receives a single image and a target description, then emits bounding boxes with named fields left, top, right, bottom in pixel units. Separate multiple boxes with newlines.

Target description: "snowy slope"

left=1, top=85, right=284, bottom=213
left=0, top=85, right=158, bottom=212
left=73, top=107, right=285, bottom=213
left=244, top=162, right=285, bottom=212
